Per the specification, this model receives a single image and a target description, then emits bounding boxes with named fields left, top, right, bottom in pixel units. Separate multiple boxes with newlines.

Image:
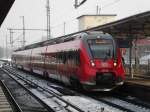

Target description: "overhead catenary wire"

left=46, top=0, right=51, bottom=39
left=101, top=0, right=121, bottom=9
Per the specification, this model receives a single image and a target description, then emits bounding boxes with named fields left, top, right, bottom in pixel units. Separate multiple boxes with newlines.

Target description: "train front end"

left=81, top=33, right=125, bottom=91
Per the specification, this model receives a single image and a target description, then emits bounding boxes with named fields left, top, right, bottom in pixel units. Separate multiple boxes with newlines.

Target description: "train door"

left=31, top=47, right=46, bottom=75
left=61, top=51, right=70, bottom=84
left=61, top=50, right=80, bottom=84
left=45, top=45, right=58, bottom=80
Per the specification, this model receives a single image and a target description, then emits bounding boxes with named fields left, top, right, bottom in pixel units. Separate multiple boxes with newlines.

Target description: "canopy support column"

left=129, top=44, right=133, bottom=78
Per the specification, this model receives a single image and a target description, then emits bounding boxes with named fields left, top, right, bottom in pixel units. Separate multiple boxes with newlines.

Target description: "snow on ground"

left=62, top=96, right=123, bottom=112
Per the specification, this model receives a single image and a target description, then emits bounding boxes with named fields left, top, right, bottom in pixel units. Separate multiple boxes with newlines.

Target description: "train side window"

left=70, top=50, right=80, bottom=66
left=69, top=51, right=73, bottom=60
left=56, top=52, right=59, bottom=63
left=57, top=52, right=60, bottom=63
left=75, top=50, right=80, bottom=65
left=67, top=51, right=71, bottom=60
left=65, top=51, right=68, bottom=64
left=56, top=53, right=58, bottom=63
left=59, top=52, right=62, bottom=63
left=58, top=52, right=63, bottom=63
left=62, top=51, right=67, bottom=64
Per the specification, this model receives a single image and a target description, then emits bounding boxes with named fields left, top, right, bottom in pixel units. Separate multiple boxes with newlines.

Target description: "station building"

left=77, top=14, right=116, bottom=31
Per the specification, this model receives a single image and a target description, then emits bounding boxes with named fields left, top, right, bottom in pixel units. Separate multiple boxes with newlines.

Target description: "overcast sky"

left=0, top=0, right=150, bottom=48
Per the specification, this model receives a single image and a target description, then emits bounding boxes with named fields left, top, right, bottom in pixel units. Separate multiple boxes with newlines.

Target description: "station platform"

left=121, top=75, right=150, bottom=102
left=125, top=75, right=150, bottom=87
left=0, top=86, right=12, bottom=112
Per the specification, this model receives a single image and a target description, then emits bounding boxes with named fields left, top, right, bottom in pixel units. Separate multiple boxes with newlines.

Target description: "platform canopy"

left=90, top=11, right=150, bottom=39
left=58, top=11, right=150, bottom=48
left=0, top=0, right=15, bottom=27
left=21, top=11, right=150, bottom=49
left=73, top=11, right=148, bottom=48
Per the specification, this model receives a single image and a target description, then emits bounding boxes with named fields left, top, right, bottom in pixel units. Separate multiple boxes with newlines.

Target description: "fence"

left=122, top=39, right=150, bottom=76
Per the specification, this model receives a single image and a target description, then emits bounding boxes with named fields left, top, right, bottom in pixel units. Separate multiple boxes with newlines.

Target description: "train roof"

left=15, top=31, right=113, bottom=52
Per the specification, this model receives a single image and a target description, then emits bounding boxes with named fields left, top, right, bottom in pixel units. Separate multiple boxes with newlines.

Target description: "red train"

left=12, top=32, right=125, bottom=91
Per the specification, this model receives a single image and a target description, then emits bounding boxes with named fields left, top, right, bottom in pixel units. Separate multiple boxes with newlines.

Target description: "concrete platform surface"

left=0, top=86, right=12, bottom=112
left=126, top=76, right=150, bottom=87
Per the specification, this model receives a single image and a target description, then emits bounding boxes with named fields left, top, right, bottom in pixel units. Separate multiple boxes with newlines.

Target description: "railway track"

left=0, top=71, right=48, bottom=112
left=1, top=66, right=123, bottom=112
left=0, top=80, right=22, bottom=112
left=2, top=65, right=150, bottom=112
left=1, top=66, right=85, bottom=112
left=113, top=90, right=150, bottom=110
left=121, top=78, right=150, bottom=102
left=86, top=85, right=150, bottom=112
left=93, top=96, right=150, bottom=112
left=0, top=84, right=12, bottom=112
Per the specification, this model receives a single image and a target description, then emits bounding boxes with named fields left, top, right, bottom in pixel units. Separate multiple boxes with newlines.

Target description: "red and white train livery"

left=12, top=32, right=125, bottom=91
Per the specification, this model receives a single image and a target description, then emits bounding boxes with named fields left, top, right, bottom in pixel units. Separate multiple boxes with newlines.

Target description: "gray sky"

left=0, top=0, right=150, bottom=48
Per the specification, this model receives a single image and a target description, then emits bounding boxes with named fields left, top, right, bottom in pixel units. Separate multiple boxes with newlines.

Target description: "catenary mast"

left=46, top=0, right=51, bottom=39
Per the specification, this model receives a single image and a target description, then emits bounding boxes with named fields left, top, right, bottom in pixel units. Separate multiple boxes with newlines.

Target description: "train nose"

left=96, top=72, right=124, bottom=86
left=94, top=59, right=114, bottom=69
left=96, top=72, right=115, bottom=85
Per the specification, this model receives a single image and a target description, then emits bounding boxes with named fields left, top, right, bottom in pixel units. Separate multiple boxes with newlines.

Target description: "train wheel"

left=30, top=69, right=33, bottom=73
left=70, top=76, right=83, bottom=91
left=21, top=66, right=24, bottom=70
left=43, top=71, right=49, bottom=78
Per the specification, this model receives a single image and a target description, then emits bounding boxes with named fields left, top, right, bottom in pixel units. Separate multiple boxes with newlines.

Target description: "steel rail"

left=91, top=96, right=134, bottom=112
left=89, top=93, right=150, bottom=112
left=3, top=67, right=84, bottom=112
left=2, top=68, right=57, bottom=112
left=114, top=94, right=150, bottom=110
left=0, top=80, right=23, bottom=112
left=116, top=82, right=150, bottom=107
left=5, top=66, right=136, bottom=112
left=5, top=66, right=150, bottom=112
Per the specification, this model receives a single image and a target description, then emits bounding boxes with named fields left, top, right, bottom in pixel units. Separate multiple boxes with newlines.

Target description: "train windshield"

left=88, top=39, right=113, bottom=59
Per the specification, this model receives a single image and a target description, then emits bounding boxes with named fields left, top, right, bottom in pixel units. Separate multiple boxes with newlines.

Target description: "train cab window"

left=88, top=39, right=113, bottom=59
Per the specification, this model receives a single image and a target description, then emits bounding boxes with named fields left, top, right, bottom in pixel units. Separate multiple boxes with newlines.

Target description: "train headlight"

left=91, top=60, right=95, bottom=67
left=114, top=62, right=117, bottom=67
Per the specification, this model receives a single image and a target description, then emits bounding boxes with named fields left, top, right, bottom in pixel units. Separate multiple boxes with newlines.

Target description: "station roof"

left=136, top=37, right=150, bottom=46
left=61, top=11, right=150, bottom=41
left=77, top=14, right=117, bottom=19
left=76, top=11, right=150, bottom=47
left=89, top=11, right=150, bottom=39
left=0, top=0, right=15, bottom=27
